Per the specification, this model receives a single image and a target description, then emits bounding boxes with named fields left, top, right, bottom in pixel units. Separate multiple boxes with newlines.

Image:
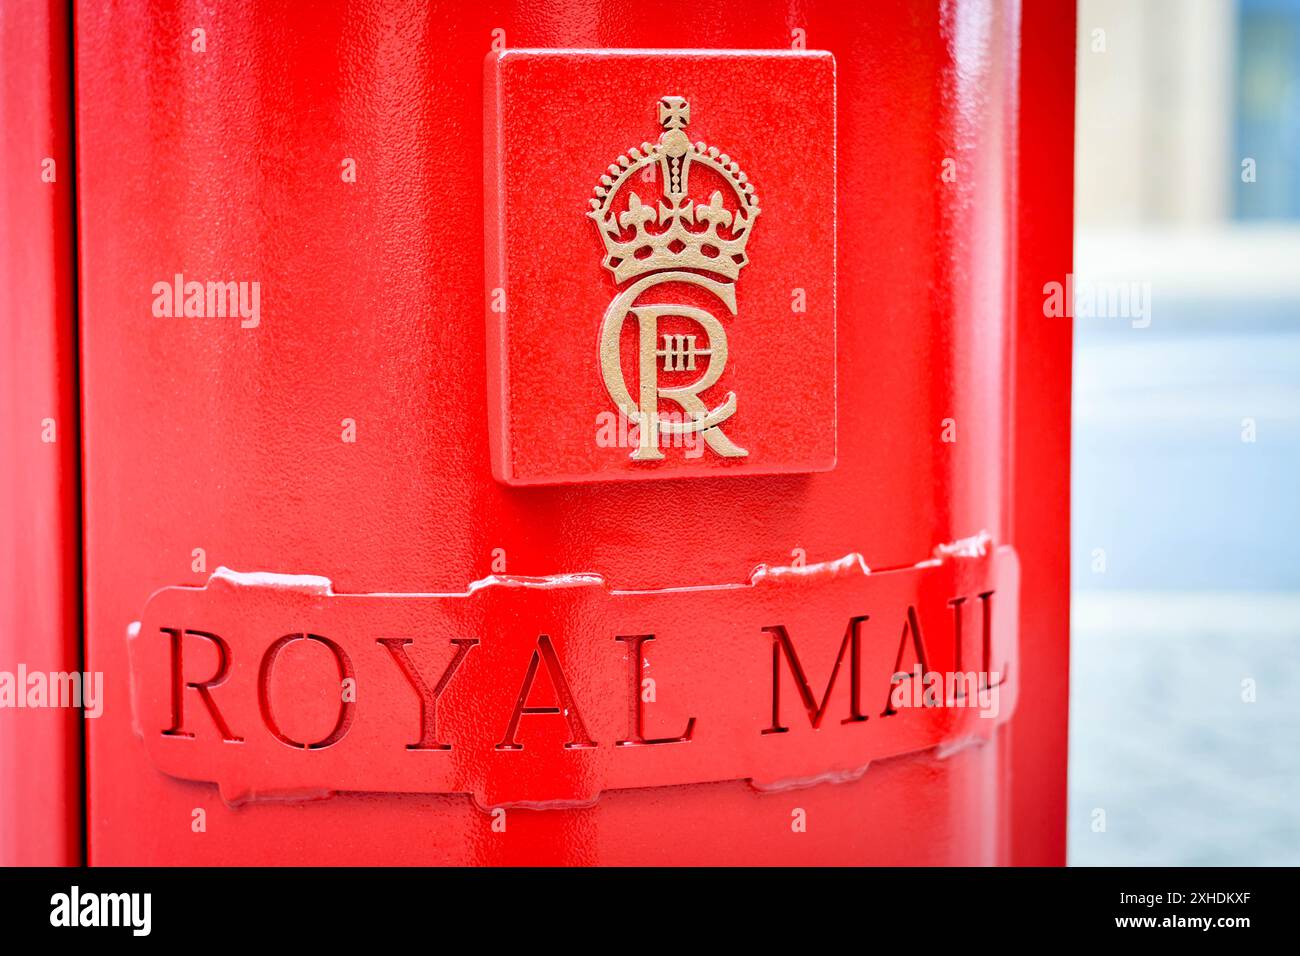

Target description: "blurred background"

left=1071, top=0, right=1300, bottom=864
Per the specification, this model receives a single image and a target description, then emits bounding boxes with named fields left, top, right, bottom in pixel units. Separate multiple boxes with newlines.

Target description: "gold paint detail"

left=589, top=97, right=756, bottom=462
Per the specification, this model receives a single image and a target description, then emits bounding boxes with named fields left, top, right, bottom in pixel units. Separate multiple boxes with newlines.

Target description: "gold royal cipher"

left=589, top=96, right=759, bottom=461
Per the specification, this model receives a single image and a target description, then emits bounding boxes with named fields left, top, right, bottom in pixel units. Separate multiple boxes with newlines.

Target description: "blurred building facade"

left=1070, top=0, right=1300, bottom=866
left=1078, top=0, right=1300, bottom=226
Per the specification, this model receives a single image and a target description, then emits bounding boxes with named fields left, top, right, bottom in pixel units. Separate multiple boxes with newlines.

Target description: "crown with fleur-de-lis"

left=588, top=96, right=760, bottom=284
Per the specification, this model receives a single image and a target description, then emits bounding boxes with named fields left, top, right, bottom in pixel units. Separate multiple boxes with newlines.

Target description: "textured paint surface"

left=0, top=0, right=82, bottom=866
left=485, top=50, right=837, bottom=483
left=126, top=545, right=1019, bottom=806
left=74, top=0, right=1071, bottom=864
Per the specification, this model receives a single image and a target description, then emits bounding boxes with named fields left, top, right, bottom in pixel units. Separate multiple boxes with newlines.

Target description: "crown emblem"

left=588, top=96, right=760, bottom=284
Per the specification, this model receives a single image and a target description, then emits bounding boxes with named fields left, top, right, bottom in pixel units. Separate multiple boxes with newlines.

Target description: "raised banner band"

left=128, top=536, right=1019, bottom=808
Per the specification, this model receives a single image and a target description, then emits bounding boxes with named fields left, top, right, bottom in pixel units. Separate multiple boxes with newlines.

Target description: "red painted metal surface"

left=127, top=544, right=1018, bottom=807
left=0, top=0, right=82, bottom=866
left=485, top=50, right=837, bottom=483
left=1007, top=0, right=1075, bottom=866
left=67, top=0, right=1072, bottom=864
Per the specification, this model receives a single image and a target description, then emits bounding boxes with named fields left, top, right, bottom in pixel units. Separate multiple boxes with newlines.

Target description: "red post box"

left=1, top=0, right=1073, bottom=865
